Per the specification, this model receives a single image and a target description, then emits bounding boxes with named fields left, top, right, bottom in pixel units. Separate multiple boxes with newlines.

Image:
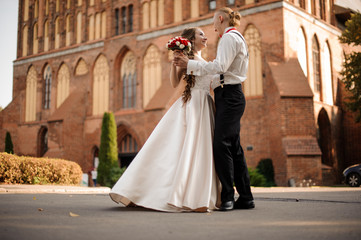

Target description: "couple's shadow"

left=106, top=205, right=156, bottom=212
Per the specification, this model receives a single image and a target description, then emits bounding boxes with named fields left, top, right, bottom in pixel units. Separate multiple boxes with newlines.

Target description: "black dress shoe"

left=219, top=201, right=234, bottom=211
left=234, top=200, right=255, bottom=209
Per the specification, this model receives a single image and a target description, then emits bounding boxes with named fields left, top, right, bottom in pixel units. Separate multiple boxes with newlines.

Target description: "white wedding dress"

left=110, top=62, right=220, bottom=212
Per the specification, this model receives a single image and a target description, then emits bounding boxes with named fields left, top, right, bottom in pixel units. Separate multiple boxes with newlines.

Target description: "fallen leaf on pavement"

left=69, top=212, right=79, bottom=217
left=38, top=208, right=43, bottom=211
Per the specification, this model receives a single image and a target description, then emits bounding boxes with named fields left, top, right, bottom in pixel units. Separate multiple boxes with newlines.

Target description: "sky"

left=0, top=1, right=19, bottom=109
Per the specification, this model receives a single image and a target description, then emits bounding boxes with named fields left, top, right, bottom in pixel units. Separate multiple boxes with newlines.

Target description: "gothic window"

left=323, top=42, right=333, bottom=105
left=89, top=14, right=94, bottom=40
left=121, top=51, right=137, bottom=109
left=76, top=12, right=82, bottom=44
left=101, top=11, right=106, bottom=38
left=56, top=63, right=70, bottom=108
left=191, top=0, right=199, bottom=18
left=115, top=8, right=119, bottom=35
left=319, top=0, right=326, bottom=20
left=44, top=21, right=49, bottom=51
left=312, top=35, right=321, bottom=101
left=66, top=15, right=71, bottom=46
left=157, top=1, right=164, bottom=26
left=174, top=0, right=182, bottom=22
left=297, top=27, right=307, bottom=77
left=143, top=45, right=161, bottom=108
left=34, top=0, right=39, bottom=18
left=24, top=0, right=29, bottom=21
left=33, top=23, right=38, bottom=54
left=93, top=55, right=109, bottom=115
left=55, top=17, right=60, bottom=49
left=121, top=7, right=126, bottom=34
left=25, top=66, right=37, bottom=122
left=119, top=134, right=138, bottom=153
left=75, top=58, right=88, bottom=76
left=209, top=0, right=216, bottom=10
left=142, top=2, right=149, bottom=30
left=56, top=0, right=60, bottom=12
left=45, top=0, right=49, bottom=15
left=244, top=24, right=263, bottom=97
left=22, top=25, right=28, bottom=57
left=128, top=5, right=133, bottom=32
left=95, top=13, right=101, bottom=39
left=43, top=65, right=52, bottom=109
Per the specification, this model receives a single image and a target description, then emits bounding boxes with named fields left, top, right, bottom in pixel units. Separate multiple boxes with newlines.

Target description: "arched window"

left=120, top=134, right=138, bottom=153
left=76, top=12, right=82, bottom=44
left=24, top=0, right=29, bottom=21
left=117, top=125, right=139, bottom=167
left=95, top=13, right=101, bottom=39
left=191, top=0, right=199, bottom=18
left=57, top=64, right=70, bottom=108
left=121, top=7, right=127, bottom=34
left=34, top=0, right=39, bottom=18
left=66, top=15, right=71, bottom=46
left=25, top=66, right=37, bottom=122
left=150, top=0, right=157, bottom=27
left=22, top=25, right=28, bottom=57
left=75, top=58, right=88, bottom=76
left=121, top=51, right=137, bottom=109
left=157, top=1, right=164, bottom=26
left=101, top=11, right=106, bottom=38
left=33, top=23, right=38, bottom=54
left=45, top=0, right=49, bottom=14
left=297, top=27, right=307, bottom=77
left=93, top=55, right=109, bottom=115
left=43, top=65, right=52, bottom=109
left=44, top=21, right=49, bottom=51
left=89, top=14, right=94, bottom=40
left=38, top=127, right=48, bottom=157
left=323, top=42, right=333, bottom=105
left=55, top=17, right=60, bottom=49
left=143, top=45, right=161, bottom=108
left=142, top=2, right=149, bottom=30
left=174, top=0, right=182, bottom=22
left=299, top=0, right=305, bottom=9
left=56, top=0, right=60, bottom=12
left=319, top=0, right=326, bottom=20
left=115, top=8, right=120, bottom=35
left=312, top=35, right=321, bottom=101
left=244, top=24, right=263, bottom=97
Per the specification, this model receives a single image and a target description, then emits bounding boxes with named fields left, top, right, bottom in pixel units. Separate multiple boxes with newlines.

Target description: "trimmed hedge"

left=0, top=152, right=82, bottom=185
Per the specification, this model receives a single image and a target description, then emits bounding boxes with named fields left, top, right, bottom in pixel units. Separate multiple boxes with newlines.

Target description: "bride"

left=109, top=27, right=220, bottom=212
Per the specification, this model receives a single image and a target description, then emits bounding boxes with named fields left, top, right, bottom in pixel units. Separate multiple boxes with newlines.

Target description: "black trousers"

left=213, top=84, right=254, bottom=202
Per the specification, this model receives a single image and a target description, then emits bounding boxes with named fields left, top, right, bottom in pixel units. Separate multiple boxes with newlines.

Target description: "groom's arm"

left=187, top=34, right=239, bottom=76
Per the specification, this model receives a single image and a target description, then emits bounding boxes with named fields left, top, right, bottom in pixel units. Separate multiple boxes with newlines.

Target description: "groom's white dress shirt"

left=187, top=27, right=249, bottom=90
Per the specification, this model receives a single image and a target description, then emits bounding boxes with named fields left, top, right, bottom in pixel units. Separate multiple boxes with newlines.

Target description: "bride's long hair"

left=180, top=28, right=197, bottom=104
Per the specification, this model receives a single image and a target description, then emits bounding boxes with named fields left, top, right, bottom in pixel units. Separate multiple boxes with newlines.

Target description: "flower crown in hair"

left=166, top=36, right=192, bottom=53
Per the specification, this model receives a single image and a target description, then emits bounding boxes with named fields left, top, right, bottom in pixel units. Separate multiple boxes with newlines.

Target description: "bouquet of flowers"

left=166, top=36, right=192, bottom=53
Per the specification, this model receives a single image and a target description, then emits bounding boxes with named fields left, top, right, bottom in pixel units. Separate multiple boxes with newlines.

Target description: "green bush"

left=0, top=152, right=82, bottom=185
left=97, top=112, right=119, bottom=187
left=109, top=166, right=127, bottom=186
left=5, top=132, right=14, bottom=154
left=256, top=158, right=276, bottom=187
left=248, top=167, right=266, bottom=187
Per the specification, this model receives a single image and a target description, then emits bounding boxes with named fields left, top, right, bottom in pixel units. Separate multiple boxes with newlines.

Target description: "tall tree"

left=5, top=131, right=14, bottom=154
left=97, top=112, right=119, bottom=187
left=339, top=12, right=361, bottom=123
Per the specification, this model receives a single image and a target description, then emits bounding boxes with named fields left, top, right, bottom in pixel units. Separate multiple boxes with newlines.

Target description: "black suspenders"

left=219, top=31, right=249, bottom=88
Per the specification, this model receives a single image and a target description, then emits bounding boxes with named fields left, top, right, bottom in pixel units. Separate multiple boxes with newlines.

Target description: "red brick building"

left=1, top=0, right=360, bottom=186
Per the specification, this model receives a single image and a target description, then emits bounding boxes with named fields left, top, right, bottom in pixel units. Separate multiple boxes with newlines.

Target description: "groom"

left=174, top=7, right=254, bottom=211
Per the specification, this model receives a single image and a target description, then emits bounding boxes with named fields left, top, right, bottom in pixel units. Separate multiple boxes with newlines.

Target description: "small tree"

left=5, top=131, right=14, bottom=154
left=339, top=12, right=361, bottom=123
left=97, top=112, right=119, bottom=187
